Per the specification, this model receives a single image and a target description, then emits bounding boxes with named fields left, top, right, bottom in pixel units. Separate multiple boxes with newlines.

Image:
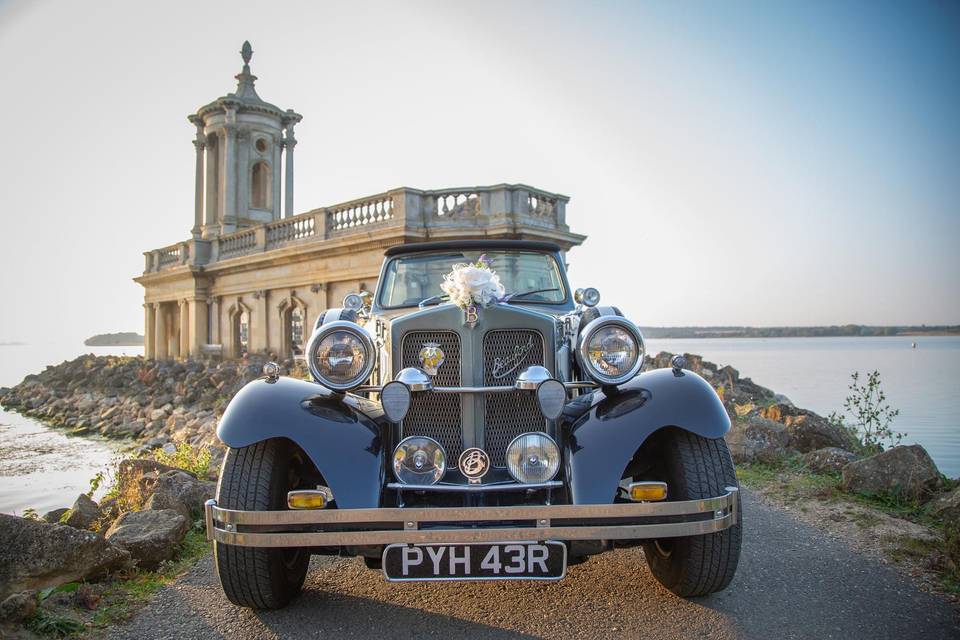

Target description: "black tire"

left=214, top=440, right=310, bottom=609
left=642, top=430, right=742, bottom=597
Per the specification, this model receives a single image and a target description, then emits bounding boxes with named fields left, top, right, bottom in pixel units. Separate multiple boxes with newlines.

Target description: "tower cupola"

left=188, top=41, right=302, bottom=238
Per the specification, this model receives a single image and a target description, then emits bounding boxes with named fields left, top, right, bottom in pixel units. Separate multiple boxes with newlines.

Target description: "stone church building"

left=136, top=43, right=585, bottom=361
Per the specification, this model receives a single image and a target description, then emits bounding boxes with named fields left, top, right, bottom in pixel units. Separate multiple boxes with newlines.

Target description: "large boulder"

left=802, top=447, right=858, bottom=474
left=143, top=489, right=191, bottom=521
left=148, top=470, right=215, bottom=516
left=62, top=493, right=100, bottom=529
left=0, top=514, right=129, bottom=600
left=0, top=591, right=37, bottom=623
left=104, top=509, right=189, bottom=570
left=841, top=445, right=943, bottom=501
left=725, top=417, right=795, bottom=464
left=41, top=508, right=69, bottom=524
left=784, top=413, right=856, bottom=453
left=925, top=486, right=960, bottom=525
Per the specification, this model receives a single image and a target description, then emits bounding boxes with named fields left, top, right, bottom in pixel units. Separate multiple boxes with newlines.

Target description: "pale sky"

left=1, top=0, right=958, bottom=345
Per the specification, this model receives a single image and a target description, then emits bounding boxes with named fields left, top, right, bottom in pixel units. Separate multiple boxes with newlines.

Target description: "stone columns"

left=283, top=116, right=298, bottom=218
left=144, top=304, right=155, bottom=360
left=204, top=131, right=219, bottom=237
left=251, top=290, right=268, bottom=353
left=209, top=297, right=221, bottom=345
left=179, top=300, right=190, bottom=360
left=154, top=303, right=168, bottom=360
left=222, top=105, right=239, bottom=233
left=191, top=120, right=205, bottom=239
left=187, top=298, right=208, bottom=358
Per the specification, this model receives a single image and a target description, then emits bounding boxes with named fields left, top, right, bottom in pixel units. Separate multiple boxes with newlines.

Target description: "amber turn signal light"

left=628, top=481, right=668, bottom=502
left=287, top=488, right=333, bottom=510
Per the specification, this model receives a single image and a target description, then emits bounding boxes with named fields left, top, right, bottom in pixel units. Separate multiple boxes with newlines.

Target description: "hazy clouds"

left=0, top=0, right=957, bottom=344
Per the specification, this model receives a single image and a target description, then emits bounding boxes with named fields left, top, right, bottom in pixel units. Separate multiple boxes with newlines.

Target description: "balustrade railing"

left=430, top=190, right=482, bottom=217
left=157, top=245, right=182, bottom=267
left=219, top=229, right=257, bottom=259
left=327, top=193, right=395, bottom=233
left=266, top=214, right=316, bottom=249
left=145, top=184, right=572, bottom=273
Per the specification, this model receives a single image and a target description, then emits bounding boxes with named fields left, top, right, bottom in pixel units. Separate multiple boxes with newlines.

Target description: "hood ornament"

left=418, top=343, right=445, bottom=376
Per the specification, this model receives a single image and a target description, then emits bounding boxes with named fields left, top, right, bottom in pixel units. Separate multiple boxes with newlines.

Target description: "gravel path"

left=108, top=490, right=959, bottom=639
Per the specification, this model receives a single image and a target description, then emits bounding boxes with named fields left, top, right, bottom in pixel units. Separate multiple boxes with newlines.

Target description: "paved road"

left=109, top=491, right=959, bottom=639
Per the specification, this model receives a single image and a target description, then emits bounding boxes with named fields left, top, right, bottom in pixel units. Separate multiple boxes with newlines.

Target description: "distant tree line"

left=638, top=325, right=960, bottom=339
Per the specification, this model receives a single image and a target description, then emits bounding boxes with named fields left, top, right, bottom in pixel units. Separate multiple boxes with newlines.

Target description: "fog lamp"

left=628, top=481, right=668, bottom=502
left=393, top=436, right=446, bottom=485
left=287, top=487, right=333, bottom=509
left=381, top=381, right=411, bottom=422
left=505, top=432, right=560, bottom=484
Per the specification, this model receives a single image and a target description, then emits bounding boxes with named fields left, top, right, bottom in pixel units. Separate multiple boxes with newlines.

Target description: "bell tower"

left=188, top=41, right=302, bottom=238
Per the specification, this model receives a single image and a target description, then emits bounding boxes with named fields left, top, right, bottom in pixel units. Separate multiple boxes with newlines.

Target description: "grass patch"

left=737, top=458, right=960, bottom=594
left=91, top=527, right=210, bottom=629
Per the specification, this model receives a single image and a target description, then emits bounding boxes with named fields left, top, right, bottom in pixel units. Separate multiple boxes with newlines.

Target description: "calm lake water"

left=647, top=336, right=960, bottom=477
left=0, top=336, right=958, bottom=515
left=0, top=342, right=144, bottom=516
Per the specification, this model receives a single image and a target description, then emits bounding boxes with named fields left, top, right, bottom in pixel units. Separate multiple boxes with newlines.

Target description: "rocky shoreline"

left=0, top=352, right=958, bottom=630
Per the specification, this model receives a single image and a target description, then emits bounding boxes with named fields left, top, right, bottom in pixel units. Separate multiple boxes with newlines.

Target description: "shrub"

left=828, top=370, right=903, bottom=455
left=152, top=442, right=212, bottom=478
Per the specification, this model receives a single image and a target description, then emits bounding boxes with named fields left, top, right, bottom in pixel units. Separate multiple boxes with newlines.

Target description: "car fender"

left=564, top=367, right=730, bottom=504
left=216, top=376, right=385, bottom=509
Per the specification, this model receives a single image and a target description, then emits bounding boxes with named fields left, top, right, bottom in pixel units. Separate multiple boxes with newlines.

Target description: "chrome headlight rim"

left=576, top=316, right=645, bottom=386
left=505, top=431, right=561, bottom=484
left=392, top=435, right=447, bottom=485
left=306, top=320, right=377, bottom=391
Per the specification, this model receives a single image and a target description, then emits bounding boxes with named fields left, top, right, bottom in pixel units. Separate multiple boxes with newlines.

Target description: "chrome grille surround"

left=400, top=331, right=462, bottom=460
left=483, top=330, right=546, bottom=466
left=391, top=304, right=558, bottom=476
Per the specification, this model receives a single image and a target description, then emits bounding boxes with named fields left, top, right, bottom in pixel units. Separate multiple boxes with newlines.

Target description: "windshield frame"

left=375, top=249, right=572, bottom=311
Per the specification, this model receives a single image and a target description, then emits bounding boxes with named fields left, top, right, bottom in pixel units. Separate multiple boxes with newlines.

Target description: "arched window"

left=231, top=308, right=249, bottom=357
left=251, top=161, right=271, bottom=209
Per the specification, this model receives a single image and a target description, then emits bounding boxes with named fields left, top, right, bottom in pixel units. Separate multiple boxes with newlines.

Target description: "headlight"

left=306, top=320, right=376, bottom=391
left=506, top=432, right=561, bottom=484
left=576, top=317, right=644, bottom=385
left=393, top=436, right=446, bottom=485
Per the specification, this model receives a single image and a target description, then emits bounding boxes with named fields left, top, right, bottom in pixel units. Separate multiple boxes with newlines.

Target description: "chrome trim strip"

left=386, top=480, right=563, bottom=493
left=205, top=488, right=738, bottom=547
left=354, top=381, right=599, bottom=394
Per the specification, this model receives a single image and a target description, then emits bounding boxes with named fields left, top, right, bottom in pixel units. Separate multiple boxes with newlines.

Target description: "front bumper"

left=204, top=487, right=738, bottom=547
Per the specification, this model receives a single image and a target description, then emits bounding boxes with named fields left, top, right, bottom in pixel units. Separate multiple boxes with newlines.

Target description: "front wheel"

left=642, top=429, right=742, bottom=597
left=214, top=440, right=310, bottom=609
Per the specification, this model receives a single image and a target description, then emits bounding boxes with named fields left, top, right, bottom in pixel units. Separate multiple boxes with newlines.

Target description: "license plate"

left=382, top=541, right=567, bottom=582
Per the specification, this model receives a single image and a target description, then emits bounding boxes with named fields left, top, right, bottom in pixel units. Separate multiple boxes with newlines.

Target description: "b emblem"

left=458, top=448, right=490, bottom=483
left=463, top=304, right=479, bottom=328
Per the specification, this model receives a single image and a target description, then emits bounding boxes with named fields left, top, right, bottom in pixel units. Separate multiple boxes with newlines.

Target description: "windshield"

left=378, top=250, right=567, bottom=308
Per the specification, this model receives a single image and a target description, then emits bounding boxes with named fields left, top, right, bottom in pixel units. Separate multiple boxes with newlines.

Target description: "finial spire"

left=233, top=40, right=261, bottom=101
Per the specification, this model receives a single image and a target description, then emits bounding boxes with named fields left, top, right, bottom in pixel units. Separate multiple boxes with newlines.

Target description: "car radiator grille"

left=483, top=330, right=546, bottom=466
left=399, top=328, right=547, bottom=468
left=400, top=331, right=462, bottom=460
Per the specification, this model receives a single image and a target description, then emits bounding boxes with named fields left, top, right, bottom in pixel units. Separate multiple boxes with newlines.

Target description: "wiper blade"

left=504, top=288, right=560, bottom=302
left=417, top=295, right=446, bottom=309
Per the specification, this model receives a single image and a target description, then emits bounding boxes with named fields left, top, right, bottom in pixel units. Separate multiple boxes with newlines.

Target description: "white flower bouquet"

left=440, top=254, right=506, bottom=310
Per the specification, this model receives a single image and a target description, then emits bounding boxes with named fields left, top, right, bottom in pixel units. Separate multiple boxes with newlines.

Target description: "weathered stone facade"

left=136, top=43, right=585, bottom=361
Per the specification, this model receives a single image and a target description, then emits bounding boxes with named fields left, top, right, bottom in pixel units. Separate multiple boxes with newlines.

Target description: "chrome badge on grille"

left=458, top=448, right=490, bottom=483
left=491, top=336, right=536, bottom=380
left=417, top=342, right=445, bottom=376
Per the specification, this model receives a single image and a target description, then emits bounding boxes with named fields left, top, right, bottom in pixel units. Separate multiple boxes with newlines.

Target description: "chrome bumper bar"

left=204, top=487, right=738, bottom=547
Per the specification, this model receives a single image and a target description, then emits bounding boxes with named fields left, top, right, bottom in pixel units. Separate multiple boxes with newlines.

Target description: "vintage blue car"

left=204, top=240, right=741, bottom=608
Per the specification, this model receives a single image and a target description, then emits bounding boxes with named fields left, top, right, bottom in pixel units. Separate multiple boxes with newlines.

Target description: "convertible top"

left=384, top=239, right=562, bottom=256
